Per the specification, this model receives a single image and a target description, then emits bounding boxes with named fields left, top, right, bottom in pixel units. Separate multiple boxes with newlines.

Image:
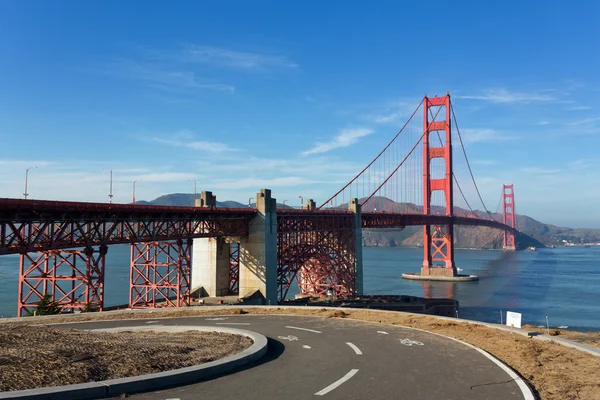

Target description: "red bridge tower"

left=421, top=94, right=456, bottom=277
left=503, top=184, right=516, bottom=250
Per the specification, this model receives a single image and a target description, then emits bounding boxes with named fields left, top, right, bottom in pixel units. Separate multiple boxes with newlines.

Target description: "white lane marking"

left=215, top=322, right=250, bottom=325
left=315, top=369, right=359, bottom=396
left=303, top=345, right=312, bottom=349
left=377, top=331, right=389, bottom=334
left=285, top=326, right=322, bottom=334
left=145, top=321, right=159, bottom=324
left=345, top=342, right=362, bottom=355
left=278, top=335, right=298, bottom=341
left=399, top=339, right=424, bottom=346
left=406, top=326, right=535, bottom=400
left=205, top=317, right=228, bottom=321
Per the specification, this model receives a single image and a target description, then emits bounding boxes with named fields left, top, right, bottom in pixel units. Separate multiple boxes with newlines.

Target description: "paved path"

left=54, top=315, right=530, bottom=400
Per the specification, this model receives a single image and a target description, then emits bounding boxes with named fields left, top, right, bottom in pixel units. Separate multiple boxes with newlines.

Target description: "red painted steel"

left=502, top=184, right=516, bottom=249
left=422, top=95, right=455, bottom=272
left=129, top=239, right=192, bottom=308
left=277, top=211, right=356, bottom=300
left=229, top=241, right=240, bottom=294
left=0, top=198, right=253, bottom=255
left=18, top=245, right=106, bottom=316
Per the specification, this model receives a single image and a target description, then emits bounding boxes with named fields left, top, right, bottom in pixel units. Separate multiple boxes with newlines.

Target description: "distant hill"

left=136, top=193, right=599, bottom=249
left=135, top=193, right=292, bottom=209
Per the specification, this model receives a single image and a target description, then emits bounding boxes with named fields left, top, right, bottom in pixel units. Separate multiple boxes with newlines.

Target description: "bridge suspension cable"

left=450, top=104, right=496, bottom=221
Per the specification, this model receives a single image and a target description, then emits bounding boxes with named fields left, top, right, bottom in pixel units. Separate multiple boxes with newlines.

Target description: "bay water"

left=1, top=245, right=598, bottom=332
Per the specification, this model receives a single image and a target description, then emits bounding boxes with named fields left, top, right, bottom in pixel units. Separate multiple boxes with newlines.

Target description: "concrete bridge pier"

left=238, top=189, right=278, bottom=305
left=191, top=192, right=231, bottom=297
left=349, top=198, right=363, bottom=296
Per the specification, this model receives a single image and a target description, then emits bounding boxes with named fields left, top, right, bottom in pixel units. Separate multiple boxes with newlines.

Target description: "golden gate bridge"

left=0, top=93, right=517, bottom=317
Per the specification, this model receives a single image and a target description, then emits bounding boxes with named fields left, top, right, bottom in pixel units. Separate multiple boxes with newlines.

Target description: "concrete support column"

left=349, top=198, right=363, bottom=295
left=191, top=237, right=231, bottom=297
left=302, top=199, right=316, bottom=210
left=239, top=189, right=278, bottom=304
left=191, top=191, right=229, bottom=297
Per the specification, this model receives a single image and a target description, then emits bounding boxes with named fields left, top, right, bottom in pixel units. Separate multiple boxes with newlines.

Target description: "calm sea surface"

left=1, top=245, right=598, bottom=332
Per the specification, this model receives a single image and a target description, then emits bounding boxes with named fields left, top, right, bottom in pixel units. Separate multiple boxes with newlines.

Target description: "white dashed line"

left=303, top=345, right=312, bottom=349
left=205, top=317, right=228, bottom=321
left=285, top=326, right=322, bottom=334
left=215, top=323, right=250, bottom=325
left=377, top=331, right=389, bottom=334
left=314, top=369, right=359, bottom=396
left=345, top=342, right=362, bottom=355
left=145, top=321, right=159, bottom=324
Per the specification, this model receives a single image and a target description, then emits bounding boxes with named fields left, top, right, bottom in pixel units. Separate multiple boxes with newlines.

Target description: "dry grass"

left=0, top=324, right=252, bottom=392
left=5, top=307, right=600, bottom=399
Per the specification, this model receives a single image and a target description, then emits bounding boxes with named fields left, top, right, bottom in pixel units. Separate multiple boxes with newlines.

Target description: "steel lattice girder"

left=129, top=239, right=192, bottom=309
left=277, top=213, right=356, bottom=301
left=361, top=212, right=514, bottom=231
left=0, top=198, right=254, bottom=255
left=18, top=245, right=106, bottom=317
left=229, top=242, right=240, bottom=294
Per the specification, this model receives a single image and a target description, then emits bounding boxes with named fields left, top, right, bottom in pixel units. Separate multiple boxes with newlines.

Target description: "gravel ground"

left=0, top=324, right=252, bottom=391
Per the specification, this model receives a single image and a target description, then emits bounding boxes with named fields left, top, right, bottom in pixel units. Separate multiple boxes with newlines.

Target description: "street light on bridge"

left=101, top=168, right=113, bottom=204
left=23, top=166, right=37, bottom=200
left=249, top=197, right=254, bottom=208
left=132, top=180, right=141, bottom=204
left=188, top=179, right=197, bottom=202
left=298, top=195, right=303, bottom=208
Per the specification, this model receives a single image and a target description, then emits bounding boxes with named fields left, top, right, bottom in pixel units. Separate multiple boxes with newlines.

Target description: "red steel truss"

left=18, top=245, right=106, bottom=316
left=129, top=239, right=192, bottom=309
left=0, top=198, right=253, bottom=255
left=422, top=95, right=455, bottom=272
left=229, top=241, right=240, bottom=294
left=277, top=210, right=356, bottom=300
left=502, top=184, right=516, bottom=250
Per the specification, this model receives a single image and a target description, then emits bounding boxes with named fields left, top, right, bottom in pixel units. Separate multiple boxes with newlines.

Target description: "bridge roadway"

left=0, top=198, right=514, bottom=255
left=53, top=315, right=530, bottom=400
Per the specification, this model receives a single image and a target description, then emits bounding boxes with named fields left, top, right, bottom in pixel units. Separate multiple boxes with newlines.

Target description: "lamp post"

left=188, top=179, right=197, bottom=202
left=101, top=168, right=113, bottom=204
left=132, top=180, right=140, bottom=204
left=23, top=166, right=37, bottom=199
left=248, top=197, right=254, bottom=208
left=298, top=195, right=303, bottom=208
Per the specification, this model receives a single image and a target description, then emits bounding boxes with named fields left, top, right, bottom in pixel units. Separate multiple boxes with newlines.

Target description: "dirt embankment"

left=4, top=307, right=600, bottom=399
left=0, top=324, right=252, bottom=392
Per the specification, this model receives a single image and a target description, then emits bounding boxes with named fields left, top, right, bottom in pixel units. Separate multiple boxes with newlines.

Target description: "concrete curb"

left=3, top=304, right=599, bottom=357
left=0, top=326, right=268, bottom=400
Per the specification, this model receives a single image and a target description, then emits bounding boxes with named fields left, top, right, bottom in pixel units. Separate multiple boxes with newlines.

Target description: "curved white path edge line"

left=314, top=369, right=359, bottom=396
left=407, top=326, right=535, bottom=400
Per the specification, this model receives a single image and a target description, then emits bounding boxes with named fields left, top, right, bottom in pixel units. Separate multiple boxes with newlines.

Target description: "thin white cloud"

left=152, top=130, right=240, bottom=153
left=566, top=117, right=600, bottom=126
left=302, top=128, right=374, bottom=156
left=455, top=88, right=556, bottom=103
left=96, top=59, right=235, bottom=93
left=362, top=100, right=416, bottom=125
left=184, top=45, right=298, bottom=71
left=535, top=121, right=550, bottom=125
left=567, top=106, right=592, bottom=111
left=472, top=159, right=499, bottom=166
left=460, top=128, right=518, bottom=144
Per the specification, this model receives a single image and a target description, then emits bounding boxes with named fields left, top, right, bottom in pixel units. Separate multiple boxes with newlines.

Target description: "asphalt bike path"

left=53, top=315, right=529, bottom=400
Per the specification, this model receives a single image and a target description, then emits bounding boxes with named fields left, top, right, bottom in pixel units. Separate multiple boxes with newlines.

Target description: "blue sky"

left=1, top=1, right=599, bottom=228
